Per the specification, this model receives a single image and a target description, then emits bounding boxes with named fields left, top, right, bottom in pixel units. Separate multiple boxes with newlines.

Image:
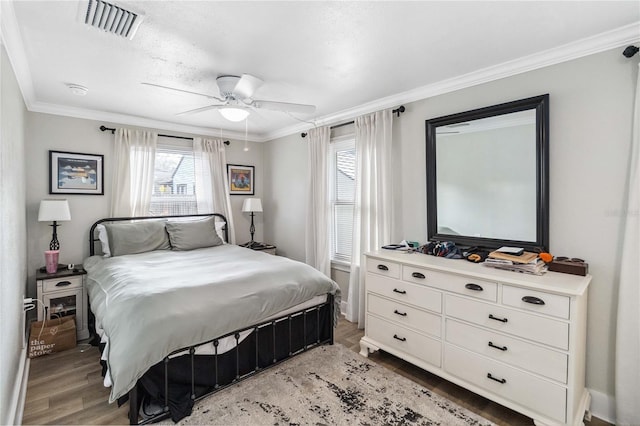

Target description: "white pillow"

left=95, top=224, right=111, bottom=257
left=215, top=221, right=227, bottom=243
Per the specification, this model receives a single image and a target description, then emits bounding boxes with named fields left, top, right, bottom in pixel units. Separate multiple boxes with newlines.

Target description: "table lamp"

left=242, top=198, right=262, bottom=248
left=38, top=199, right=71, bottom=273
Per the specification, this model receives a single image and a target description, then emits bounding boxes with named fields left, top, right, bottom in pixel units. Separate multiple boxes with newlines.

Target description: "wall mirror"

left=426, top=94, right=549, bottom=252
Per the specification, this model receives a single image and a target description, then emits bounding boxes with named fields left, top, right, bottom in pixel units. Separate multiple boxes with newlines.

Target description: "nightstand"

left=36, top=266, right=89, bottom=341
left=242, top=242, right=277, bottom=255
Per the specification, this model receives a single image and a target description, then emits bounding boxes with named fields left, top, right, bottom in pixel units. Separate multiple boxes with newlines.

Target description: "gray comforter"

left=84, top=244, right=340, bottom=402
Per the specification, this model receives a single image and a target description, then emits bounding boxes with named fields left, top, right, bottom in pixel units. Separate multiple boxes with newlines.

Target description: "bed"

left=85, top=213, right=340, bottom=424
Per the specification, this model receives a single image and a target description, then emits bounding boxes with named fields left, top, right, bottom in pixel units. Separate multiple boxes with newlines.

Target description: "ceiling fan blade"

left=142, top=82, right=223, bottom=101
left=176, top=104, right=225, bottom=116
left=233, top=74, right=264, bottom=99
left=252, top=100, right=316, bottom=114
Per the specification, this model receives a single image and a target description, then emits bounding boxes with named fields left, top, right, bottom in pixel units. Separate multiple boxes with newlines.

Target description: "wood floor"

left=23, top=316, right=610, bottom=425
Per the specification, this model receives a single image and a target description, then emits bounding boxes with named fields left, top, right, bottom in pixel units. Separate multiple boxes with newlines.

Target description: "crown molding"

left=0, top=0, right=261, bottom=142
left=28, top=100, right=254, bottom=141
left=265, top=21, right=640, bottom=141
left=1, top=1, right=36, bottom=107
left=3, top=0, right=638, bottom=144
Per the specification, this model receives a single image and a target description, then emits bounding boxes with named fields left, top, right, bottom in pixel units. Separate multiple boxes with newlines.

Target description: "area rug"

left=169, top=343, right=495, bottom=425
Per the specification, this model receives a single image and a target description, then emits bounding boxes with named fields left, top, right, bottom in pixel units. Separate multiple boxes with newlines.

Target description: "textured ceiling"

left=4, top=1, right=640, bottom=140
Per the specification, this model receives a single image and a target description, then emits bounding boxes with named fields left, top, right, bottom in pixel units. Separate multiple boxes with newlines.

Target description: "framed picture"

left=227, top=164, right=255, bottom=195
left=49, top=150, right=104, bottom=195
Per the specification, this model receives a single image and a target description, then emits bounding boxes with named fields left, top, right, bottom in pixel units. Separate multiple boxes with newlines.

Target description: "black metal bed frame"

left=87, top=213, right=335, bottom=424
left=131, top=295, right=334, bottom=424
left=89, top=213, right=229, bottom=256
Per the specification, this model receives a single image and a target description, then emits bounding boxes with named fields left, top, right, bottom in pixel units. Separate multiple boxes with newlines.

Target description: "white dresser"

left=360, top=250, right=591, bottom=426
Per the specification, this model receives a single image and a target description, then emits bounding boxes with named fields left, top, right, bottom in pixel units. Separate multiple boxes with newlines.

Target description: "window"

left=330, top=138, right=356, bottom=263
left=150, top=147, right=197, bottom=216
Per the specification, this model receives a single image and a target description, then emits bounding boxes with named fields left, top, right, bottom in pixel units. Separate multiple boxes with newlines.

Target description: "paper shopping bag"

left=28, top=315, right=76, bottom=358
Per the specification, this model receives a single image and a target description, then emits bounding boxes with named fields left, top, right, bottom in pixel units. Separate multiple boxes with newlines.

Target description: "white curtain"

left=193, top=137, right=236, bottom=244
left=347, top=109, right=394, bottom=327
left=615, top=62, right=640, bottom=425
left=305, top=126, right=331, bottom=277
left=110, top=128, right=157, bottom=217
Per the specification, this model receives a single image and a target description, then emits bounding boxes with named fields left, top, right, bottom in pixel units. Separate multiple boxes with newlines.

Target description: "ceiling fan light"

left=219, top=107, right=250, bottom=122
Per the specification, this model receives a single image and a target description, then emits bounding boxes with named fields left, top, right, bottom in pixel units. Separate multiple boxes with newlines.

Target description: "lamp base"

left=240, top=241, right=264, bottom=249
left=44, top=250, right=60, bottom=273
left=38, top=264, right=68, bottom=274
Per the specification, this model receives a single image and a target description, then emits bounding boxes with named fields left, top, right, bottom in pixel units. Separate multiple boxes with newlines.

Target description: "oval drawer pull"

left=377, top=264, right=389, bottom=271
left=55, top=281, right=72, bottom=287
left=393, top=334, right=407, bottom=342
left=487, top=373, right=507, bottom=384
left=488, top=314, right=508, bottom=323
left=465, top=283, right=484, bottom=291
left=393, top=309, right=407, bottom=317
left=392, top=288, right=407, bottom=295
left=411, top=272, right=425, bottom=279
left=522, top=295, right=546, bottom=305
left=488, top=341, right=508, bottom=351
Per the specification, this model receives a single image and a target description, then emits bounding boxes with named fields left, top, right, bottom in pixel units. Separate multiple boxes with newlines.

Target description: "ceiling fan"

left=142, top=74, right=316, bottom=122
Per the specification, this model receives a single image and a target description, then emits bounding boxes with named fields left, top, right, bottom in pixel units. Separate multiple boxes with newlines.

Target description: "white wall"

left=0, top=43, right=28, bottom=425
left=24, top=113, right=264, bottom=298
left=264, top=47, right=639, bottom=404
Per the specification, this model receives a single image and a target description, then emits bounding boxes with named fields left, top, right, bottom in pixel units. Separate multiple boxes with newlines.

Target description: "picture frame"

left=49, top=150, right=104, bottom=195
left=227, top=164, right=255, bottom=195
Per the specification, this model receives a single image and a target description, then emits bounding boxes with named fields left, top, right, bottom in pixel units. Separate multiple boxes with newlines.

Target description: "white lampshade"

left=219, top=107, right=250, bottom=122
left=242, top=198, right=263, bottom=213
left=38, top=199, right=71, bottom=222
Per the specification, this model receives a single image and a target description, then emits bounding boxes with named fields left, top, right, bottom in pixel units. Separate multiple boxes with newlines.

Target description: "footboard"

left=130, top=294, right=334, bottom=425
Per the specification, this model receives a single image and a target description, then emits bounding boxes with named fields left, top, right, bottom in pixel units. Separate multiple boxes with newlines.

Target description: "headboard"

left=89, top=213, right=228, bottom=256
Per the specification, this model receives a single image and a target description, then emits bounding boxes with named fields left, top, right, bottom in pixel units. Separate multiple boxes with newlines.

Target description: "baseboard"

left=6, top=347, right=29, bottom=425
left=588, top=388, right=615, bottom=424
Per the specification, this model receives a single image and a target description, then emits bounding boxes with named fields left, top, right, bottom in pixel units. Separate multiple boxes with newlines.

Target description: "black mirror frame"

left=426, top=94, right=549, bottom=252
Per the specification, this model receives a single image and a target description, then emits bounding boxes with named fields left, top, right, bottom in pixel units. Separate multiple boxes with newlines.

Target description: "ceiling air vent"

left=78, top=0, right=145, bottom=40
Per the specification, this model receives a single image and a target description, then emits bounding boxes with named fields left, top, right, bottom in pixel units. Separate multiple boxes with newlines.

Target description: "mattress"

left=93, top=294, right=328, bottom=384
left=84, top=244, right=340, bottom=402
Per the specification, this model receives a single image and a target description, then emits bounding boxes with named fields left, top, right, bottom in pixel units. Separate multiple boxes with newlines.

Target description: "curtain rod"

left=99, top=126, right=230, bottom=145
left=300, top=105, right=405, bottom=138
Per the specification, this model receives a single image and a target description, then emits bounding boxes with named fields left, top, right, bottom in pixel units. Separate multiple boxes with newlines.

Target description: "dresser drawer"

left=367, top=315, right=441, bottom=367
left=367, top=273, right=442, bottom=313
left=444, top=345, right=566, bottom=423
left=41, top=275, right=83, bottom=292
left=445, top=295, right=569, bottom=350
left=366, top=257, right=400, bottom=279
left=402, top=266, right=497, bottom=302
left=445, top=319, right=568, bottom=383
left=502, top=285, right=570, bottom=320
left=368, top=294, right=441, bottom=337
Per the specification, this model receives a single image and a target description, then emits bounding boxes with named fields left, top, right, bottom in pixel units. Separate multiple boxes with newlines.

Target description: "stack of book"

left=483, top=250, right=547, bottom=275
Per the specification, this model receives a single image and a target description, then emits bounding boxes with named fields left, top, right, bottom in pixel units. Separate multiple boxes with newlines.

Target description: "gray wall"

left=24, top=113, right=265, bottom=300
left=263, top=47, right=639, bottom=406
left=262, top=132, right=308, bottom=261
left=0, top=44, right=28, bottom=425
left=261, top=129, right=353, bottom=309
